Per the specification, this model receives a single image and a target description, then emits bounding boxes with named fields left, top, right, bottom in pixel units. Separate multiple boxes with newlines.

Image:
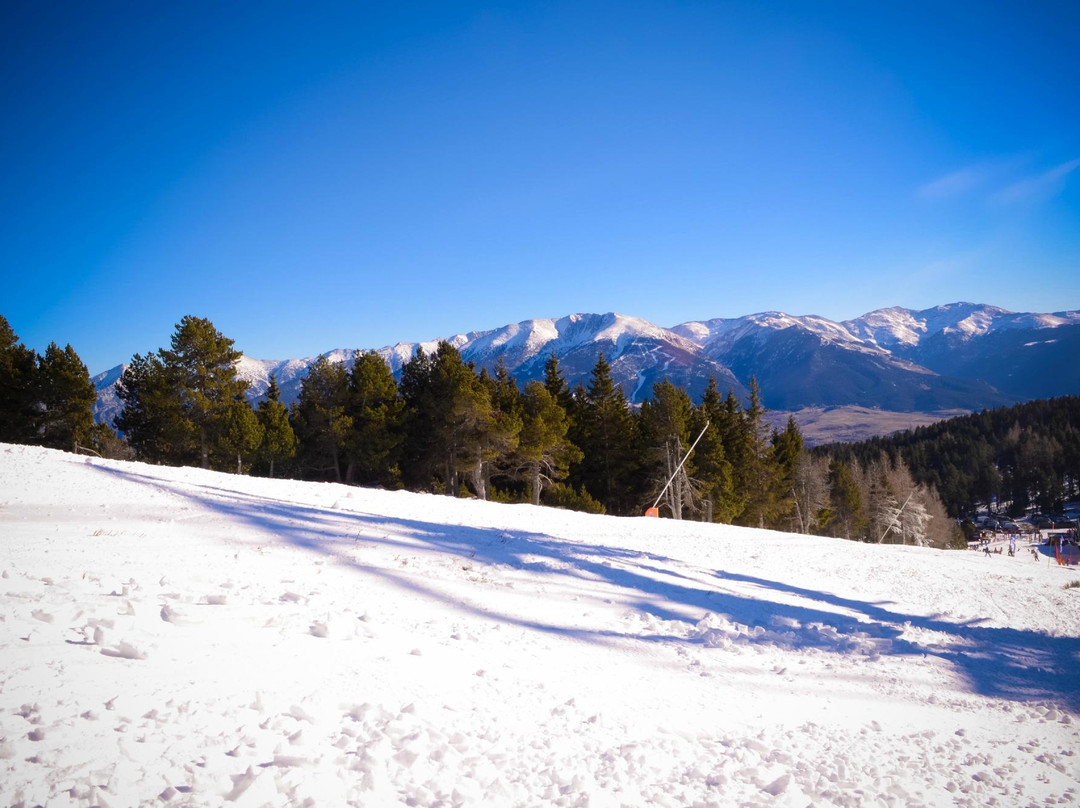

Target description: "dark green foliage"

left=0, top=317, right=100, bottom=452
left=400, top=342, right=520, bottom=498
left=345, top=352, right=403, bottom=488
left=826, top=457, right=864, bottom=539
left=115, top=352, right=191, bottom=462
left=218, top=398, right=264, bottom=474
left=690, top=378, right=737, bottom=523
left=769, top=415, right=805, bottom=531
left=115, top=317, right=249, bottom=470
left=713, top=389, right=753, bottom=520
left=815, top=396, right=1080, bottom=518
left=159, top=316, right=249, bottom=469
left=514, top=380, right=581, bottom=505
left=399, top=347, right=439, bottom=490
left=0, top=315, right=42, bottom=443
left=569, top=354, right=640, bottom=515
left=544, top=352, right=575, bottom=414
left=473, top=362, right=522, bottom=500
left=291, top=356, right=352, bottom=481
left=736, top=377, right=781, bottom=528
left=37, top=342, right=97, bottom=451
left=543, top=482, right=606, bottom=514
left=256, top=375, right=297, bottom=478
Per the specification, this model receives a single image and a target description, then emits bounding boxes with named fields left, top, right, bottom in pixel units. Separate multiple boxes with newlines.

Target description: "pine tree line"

left=815, top=397, right=1080, bottom=520
left=2, top=313, right=960, bottom=545
left=0, top=315, right=120, bottom=456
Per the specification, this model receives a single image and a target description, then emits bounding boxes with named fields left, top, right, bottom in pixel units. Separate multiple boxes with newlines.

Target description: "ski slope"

left=2, top=444, right=1078, bottom=806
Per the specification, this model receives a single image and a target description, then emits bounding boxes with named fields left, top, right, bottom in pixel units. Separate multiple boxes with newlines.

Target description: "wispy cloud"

left=916, top=167, right=988, bottom=200
left=918, top=155, right=1079, bottom=206
left=990, top=157, right=1080, bottom=205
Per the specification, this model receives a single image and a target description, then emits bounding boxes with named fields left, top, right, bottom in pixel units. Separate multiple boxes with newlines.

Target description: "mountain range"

left=92, top=302, right=1080, bottom=445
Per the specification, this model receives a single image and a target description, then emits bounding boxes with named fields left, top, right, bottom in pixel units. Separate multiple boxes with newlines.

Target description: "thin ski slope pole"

left=650, top=421, right=710, bottom=513
left=878, top=490, right=916, bottom=544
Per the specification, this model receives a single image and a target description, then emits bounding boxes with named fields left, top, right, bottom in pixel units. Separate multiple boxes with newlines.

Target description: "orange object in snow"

left=644, top=507, right=659, bottom=518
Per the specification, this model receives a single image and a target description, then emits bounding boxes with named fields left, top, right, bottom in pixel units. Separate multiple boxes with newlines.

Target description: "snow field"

left=1, top=443, right=1078, bottom=807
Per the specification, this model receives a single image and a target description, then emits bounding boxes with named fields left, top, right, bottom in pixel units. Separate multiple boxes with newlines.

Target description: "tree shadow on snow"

left=91, top=465, right=1080, bottom=713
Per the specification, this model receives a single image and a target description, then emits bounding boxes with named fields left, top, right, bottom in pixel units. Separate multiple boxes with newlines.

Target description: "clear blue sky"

left=3, top=1, right=1078, bottom=375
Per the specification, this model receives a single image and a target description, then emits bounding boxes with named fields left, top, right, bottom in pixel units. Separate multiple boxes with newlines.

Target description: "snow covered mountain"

left=844, top=302, right=1080, bottom=348
left=672, top=306, right=1018, bottom=411
left=93, top=313, right=746, bottom=427
left=376, top=313, right=746, bottom=405
left=92, top=303, right=1080, bottom=436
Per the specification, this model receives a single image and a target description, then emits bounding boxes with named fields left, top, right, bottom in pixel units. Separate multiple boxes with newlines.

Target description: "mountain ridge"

left=92, top=302, right=1080, bottom=443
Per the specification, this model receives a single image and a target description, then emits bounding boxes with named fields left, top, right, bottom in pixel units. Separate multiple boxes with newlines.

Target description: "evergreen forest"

left=815, top=397, right=1080, bottom=520
left=25, top=313, right=1080, bottom=549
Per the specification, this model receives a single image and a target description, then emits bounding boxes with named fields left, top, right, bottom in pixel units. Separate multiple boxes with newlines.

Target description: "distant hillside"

left=814, top=396, right=1080, bottom=518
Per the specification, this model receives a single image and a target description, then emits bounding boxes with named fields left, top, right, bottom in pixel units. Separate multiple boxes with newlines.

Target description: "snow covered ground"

left=2, top=443, right=1078, bottom=807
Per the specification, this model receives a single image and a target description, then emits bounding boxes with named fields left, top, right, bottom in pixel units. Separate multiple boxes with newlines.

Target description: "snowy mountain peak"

left=846, top=303, right=1017, bottom=348
left=673, top=311, right=866, bottom=352
left=92, top=301, right=1080, bottom=435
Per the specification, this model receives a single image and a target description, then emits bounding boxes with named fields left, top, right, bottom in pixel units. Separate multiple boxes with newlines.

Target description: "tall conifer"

left=158, top=316, right=248, bottom=469
left=570, top=354, right=639, bottom=514
left=257, top=374, right=297, bottom=478
left=346, top=352, right=403, bottom=487
left=0, top=315, right=41, bottom=444
left=37, top=342, right=96, bottom=451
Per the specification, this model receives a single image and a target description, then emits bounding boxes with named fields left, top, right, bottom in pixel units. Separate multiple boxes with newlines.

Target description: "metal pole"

left=650, top=421, right=710, bottom=513
left=878, top=490, right=916, bottom=544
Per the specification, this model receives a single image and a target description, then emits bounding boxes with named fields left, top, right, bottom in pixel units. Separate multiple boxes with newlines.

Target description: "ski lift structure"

left=644, top=421, right=709, bottom=518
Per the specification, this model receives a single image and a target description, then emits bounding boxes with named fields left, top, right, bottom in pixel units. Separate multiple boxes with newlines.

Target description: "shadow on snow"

left=91, top=465, right=1080, bottom=713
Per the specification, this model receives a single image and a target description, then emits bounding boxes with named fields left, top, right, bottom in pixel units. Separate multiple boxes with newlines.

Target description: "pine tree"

left=769, top=415, right=805, bottom=531
left=714, top=388, right=751, bottom=521
left=640, top=379, right=696, bottom=519
left=448, top=354, right=519, bottom=500
left=0, top=315, right=41, bottom=444
left=827, top=457, right=864, bottom=540
left=37, top=342, right=97, bottom=452
left=399, top=347, right=440, bottom=490
left=691, top=378, right=737, bottom=523
left=401, top=342, right=501, bottom=497
left=115, top=352, right=191, bottom=462
left=737, top=377, right=778, bottom=528
left=543, top=352, right=575, bottom=414
left=485, top=361, right=526, bottom=499
left=514, top=380, right=582, bottom=505
left=292, top=356, right=352, bottom=481
left=345, top=352, right=403, bottom=488
left=158, top=316, right=248, bottom=469
left=218, top=398, right=264, bottom=474
left=256, top=375, right=297, bottom=478
left=570, top=353, right=639, bottom=514
left=432, top=343, right=483, bottom=497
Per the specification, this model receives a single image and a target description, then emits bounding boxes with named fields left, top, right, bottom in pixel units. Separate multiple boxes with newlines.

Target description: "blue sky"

left=3, top=1, right=1078, bottom=375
